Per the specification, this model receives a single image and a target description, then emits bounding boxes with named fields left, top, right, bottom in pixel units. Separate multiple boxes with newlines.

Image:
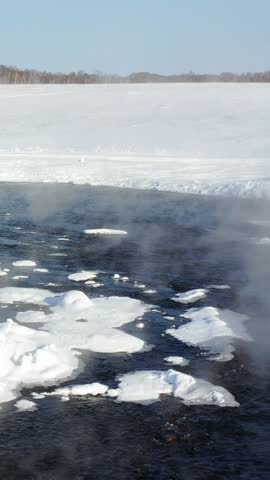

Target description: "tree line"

left=1, top=65, right=270, bottom=83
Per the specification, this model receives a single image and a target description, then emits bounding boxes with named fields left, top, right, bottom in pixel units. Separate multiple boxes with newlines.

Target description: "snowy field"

left=1, top=83, right=270, bottom=197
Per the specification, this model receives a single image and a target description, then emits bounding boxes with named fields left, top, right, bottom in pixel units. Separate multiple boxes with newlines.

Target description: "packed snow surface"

left=167, top=307, right=251, bottom=362
left=83, top=229, right=127, bottom=235
left=1, top=84, right=270, bottom=198
left=0, top=286, right=147, bottom=404
left=172, top=289, right=207, bottom=304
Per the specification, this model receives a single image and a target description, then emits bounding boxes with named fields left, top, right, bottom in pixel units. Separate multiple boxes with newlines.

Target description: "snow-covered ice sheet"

left=0, top=84, right=270, bottom=198
left=167, top=307, right=251, bottom=362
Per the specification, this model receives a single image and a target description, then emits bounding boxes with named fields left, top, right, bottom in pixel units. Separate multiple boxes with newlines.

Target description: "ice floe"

left=34, top=382, right=108, bottom=399
left=172, top=289, right=207, bottom=304
left=164, top=356, right=190, bottom=367
left=68, top=271, right=98, bottom=282
left=83, top=229, right=127, bottom=235
left=15, top=399, right=38, bottom=412
left=167, top=306, right=251, bottom=362
left=207, top=284, right=231, bottom=290
left=33, top=369, right=238, bottom=408
left=114, top=369, right=238, bottom=407
left=0, top=286, right=147, bottom=404
left=12, top=260, right=36, bottom=267
left=12, top=275, right=29, bottom=280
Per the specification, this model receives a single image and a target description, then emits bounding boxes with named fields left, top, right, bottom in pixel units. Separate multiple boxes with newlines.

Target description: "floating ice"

left=172, top=289, right=207, bottom=304
left=37, top=382, right=108, bottom=398
left=0, top=286, right=53, bottom=305
left=0, top=269, right=7, bottom=277
left=136, top=322, right=145, bottom=329
left=0, top=286, right=147, bottom=404
left=167, top=306, right=251, bottom=362
left=164, top=356, right=190, bottom=366
left=12, top=275, right=29, bottom=280
left=83, top=229, right=127, bottom=235
left=15, top=399, right=37, bottom=412
left=114, top=369, right=238, bottom=407
left=68, top=271, right=98, bottom=282
left=207, top=284, right=231, bottom=290
left=12, top=260, right=36, bottom=267
left=34, top=268, right=49, bottom=273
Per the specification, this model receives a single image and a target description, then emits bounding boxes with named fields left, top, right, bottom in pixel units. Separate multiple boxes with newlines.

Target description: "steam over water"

left=0, top=182, right=269, bottom=479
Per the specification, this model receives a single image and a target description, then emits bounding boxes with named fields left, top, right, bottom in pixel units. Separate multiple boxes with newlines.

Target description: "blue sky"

left=0, top=0, right=269, bottom=74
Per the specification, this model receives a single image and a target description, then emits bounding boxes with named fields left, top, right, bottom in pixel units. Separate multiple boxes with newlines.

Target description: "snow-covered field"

left=1, top=83, right=270, bottom=198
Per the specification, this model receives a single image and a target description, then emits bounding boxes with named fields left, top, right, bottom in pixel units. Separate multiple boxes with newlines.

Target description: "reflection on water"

left=0, top=183, right=269, bottom=479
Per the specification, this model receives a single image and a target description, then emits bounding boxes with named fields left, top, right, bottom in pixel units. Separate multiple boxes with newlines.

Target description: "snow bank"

left=1, top=84, right=270, bottom=198
left=172, top=289, right=207, bottom=304
left=114, top=369, right=238, bottom=407
left=167, top=307, right=251, bottom=361
left=0, top=286, right=148, bottom=404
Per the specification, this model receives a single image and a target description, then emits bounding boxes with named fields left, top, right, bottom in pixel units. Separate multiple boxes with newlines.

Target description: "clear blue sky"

left=0, top=0, right=269, bottom=74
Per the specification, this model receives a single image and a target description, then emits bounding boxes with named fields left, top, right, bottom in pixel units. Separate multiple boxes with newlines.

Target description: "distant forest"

left=1, top=65, right=270, bottom=83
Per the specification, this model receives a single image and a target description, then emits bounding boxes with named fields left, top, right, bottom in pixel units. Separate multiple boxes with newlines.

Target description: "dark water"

left=0, top=183, right=269, bottom=480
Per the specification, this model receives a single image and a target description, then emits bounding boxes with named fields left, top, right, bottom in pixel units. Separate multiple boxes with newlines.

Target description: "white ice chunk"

left=84, top=229, right=127, bottom=235
left=15, top=399, right=37, bottom=412
left=172, top=289, right=207, bottom=304
left=34, top=268, right=49, bottom=273
left=167, top=307, right=251, bottom=362
left=0, top=269, right=7, bottom=277
left=207, top=284, right=231, bottom=290
left=0, top=287, right=54, bottom=305
left=12, top=275, right=29, bottom=280
left=164, top=356, right=190, bottom=366
left=0, top=287, right=148, bottom=404
left=13, top=260, right=36, bottom=267
left=115, top=369, right=238, bottom=407
left=68, top=271, right=98, bottom=282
